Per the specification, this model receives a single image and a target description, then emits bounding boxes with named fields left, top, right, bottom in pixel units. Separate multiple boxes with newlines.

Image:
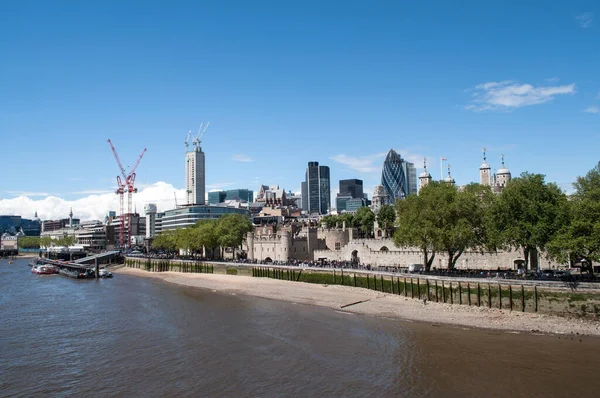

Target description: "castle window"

left=335, top=242, right=340, bottom=250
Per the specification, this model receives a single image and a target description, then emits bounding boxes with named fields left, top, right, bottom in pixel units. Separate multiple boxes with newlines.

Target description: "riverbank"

left=116, top=267, right=600, bottom=337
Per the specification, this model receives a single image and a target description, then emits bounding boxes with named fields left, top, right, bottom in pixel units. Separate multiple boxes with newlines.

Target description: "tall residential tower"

left=185, top=124, right=208, bottom=205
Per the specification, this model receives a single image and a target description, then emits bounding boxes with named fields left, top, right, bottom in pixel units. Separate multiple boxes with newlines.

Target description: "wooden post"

left=488, top=284, right=492, bottom=308
left=426, top=279, right=430, bottom=301
left=404, top=278, right=407, bottom=297
left=467, top=282, right=471, bottom=306
left=380, top=275, right=384, bottom=292
left=534, top=285, right=538, bottom=312
left=442, top=281, right=446, bottom=303
left=94, top=258, right=99, bottom=279
left=410, top=278, right=414, bottom=298
left=435, top=280, right=439, bottom=302
left=477, top=283, right=481, bottom=307
left=521, top=285, right=525, bottom=312
left=341, top=269, right=344, bottom=285
left=417, top=278, right=421, bottom=299
left=509, top=285, right=513, bottom=311
left=397, top=278, right=400, bottom=295
left=333, top=270, right=336, bottom=284
left=450, top=282, right=453, bottom=305
left=354, top=273, right=357, bottom=287
left=459, top=282, right=462, bottom=305
left=374, top=274, right=377, bottom=291
left=391, top=277, right=395, bottom=294
left=367, top=274, right=370, bottom=289
left=498, top=284, right=502, bottom=309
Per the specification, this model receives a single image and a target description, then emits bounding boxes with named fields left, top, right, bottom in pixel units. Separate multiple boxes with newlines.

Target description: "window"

left=335, top=242, right=341, bottom=250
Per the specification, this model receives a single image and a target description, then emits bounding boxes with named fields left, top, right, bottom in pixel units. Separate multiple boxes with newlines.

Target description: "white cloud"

left=576, top=12, right=593, bottom=28
left=467, top=80, right=575, bottom=111
left=330, top=152, right=387, bottom=173
left=584, top=106, right=600, bottom=114
left=231, top=154, right=253, bottom=162
left=0, top=182, right=185, bottom=221
left=5, top=191, right=50, bottom=197
left=206, top=182, right=235, bottom=190
left=71, top=189, right=115, bottom=195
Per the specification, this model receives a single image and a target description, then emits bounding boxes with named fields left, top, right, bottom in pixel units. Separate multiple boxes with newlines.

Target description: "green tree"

left=152, top=229, right=178, bottom=253
left=394, top=188, right=437, bottom=271
left=195, top=220, right=219, bottom=259
left=338, top=213, right=355, bottom=228
left=353, top=206, right=375, bottom=237
left=376, top=204, right=396, bottom=237
left=548, top=165, right=600, bottom=270
left=436, top=183, right=494, bottom=269
left=216, top=214, right=253, bottom=258
left=18, top=236, right=40, bottom=249
left=489, top=173, right=567, bottom=270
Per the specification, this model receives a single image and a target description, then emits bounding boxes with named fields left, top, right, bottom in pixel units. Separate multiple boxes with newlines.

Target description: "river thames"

left=2, top=258, right=600, bottom=397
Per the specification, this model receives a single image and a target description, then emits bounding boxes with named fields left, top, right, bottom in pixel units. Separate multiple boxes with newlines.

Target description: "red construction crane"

left=107, top=139, right=147, bottom=249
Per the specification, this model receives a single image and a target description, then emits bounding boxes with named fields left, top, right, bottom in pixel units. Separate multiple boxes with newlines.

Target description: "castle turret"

left=247, top=231, right=255, bottom=261
left=279, top=230, right=290, bottom=262
left=419, top=157, right=432, bottom=190
left=496, top=154, right=511, bottom=188
left=479, top=148, right=492, bottom=186
left=444, top=164, right=455, bottom=185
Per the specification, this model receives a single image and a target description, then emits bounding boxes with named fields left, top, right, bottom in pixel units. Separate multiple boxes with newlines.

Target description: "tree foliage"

left=394, top=189, right=437, bottom=271
left=394, top=182, right=493, bottom=270
left=488, top=173, right=567, bottom=270
left=353, top=206, right=375, bottom=237
left=548, top=165, right=600, bottom=269
left=150, top=214, right=253, bottom=259
left=376, top=204, right=396, bottom=237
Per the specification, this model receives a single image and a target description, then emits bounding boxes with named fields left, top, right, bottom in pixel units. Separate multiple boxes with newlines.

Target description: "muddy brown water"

left=2, top=258, right=599, bottom=397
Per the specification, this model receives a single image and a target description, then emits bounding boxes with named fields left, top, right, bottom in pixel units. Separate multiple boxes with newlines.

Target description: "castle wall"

left=314, top=238, right=565, bottom=270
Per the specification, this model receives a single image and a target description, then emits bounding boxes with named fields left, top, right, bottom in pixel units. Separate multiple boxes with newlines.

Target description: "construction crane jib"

left=107, top=139, right=147, bottom=249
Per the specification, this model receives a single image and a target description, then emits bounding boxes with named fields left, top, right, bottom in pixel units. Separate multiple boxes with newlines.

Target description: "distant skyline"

left=1, top=1, right=598, bottom=220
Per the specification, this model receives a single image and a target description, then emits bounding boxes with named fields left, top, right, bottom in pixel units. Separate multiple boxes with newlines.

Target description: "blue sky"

left=1, top=1, right=598, bottom=220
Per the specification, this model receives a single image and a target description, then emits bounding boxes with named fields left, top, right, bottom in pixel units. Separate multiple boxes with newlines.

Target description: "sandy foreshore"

left=115, top=267, right=600, bottom=336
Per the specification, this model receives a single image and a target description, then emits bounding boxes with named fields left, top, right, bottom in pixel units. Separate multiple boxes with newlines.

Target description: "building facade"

left=185, top=138, right=206, bottom=205
left=160, top=205, right=250, bottom=231
left=208, top=191, right=227, bottom=205
left=381, top=149, right=417, bottom=204
left=302, top=161, right=330, bottom=215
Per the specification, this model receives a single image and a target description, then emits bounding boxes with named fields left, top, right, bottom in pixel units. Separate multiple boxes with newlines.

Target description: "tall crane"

left=107, top=139, right=147, bottom=249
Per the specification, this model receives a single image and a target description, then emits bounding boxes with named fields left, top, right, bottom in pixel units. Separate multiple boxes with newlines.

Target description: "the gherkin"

left=381, top=149, right=416, bottom=203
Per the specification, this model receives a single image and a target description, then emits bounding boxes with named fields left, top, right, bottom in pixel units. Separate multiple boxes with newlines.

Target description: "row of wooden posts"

left=253, top=267, right=539, bottom=312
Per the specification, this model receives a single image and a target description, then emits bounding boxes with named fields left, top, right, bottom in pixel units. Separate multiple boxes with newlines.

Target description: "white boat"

left=32, top=264, right=59, bottom=275
left=99, top=269, right=113, bottom=278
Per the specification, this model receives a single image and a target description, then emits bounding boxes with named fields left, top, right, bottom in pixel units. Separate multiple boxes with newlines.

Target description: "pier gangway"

left=72, top=251, right=121, bottom=265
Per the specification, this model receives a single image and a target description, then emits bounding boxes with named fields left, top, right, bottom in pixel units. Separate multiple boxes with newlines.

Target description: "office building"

left=302, top=161, right=330, bottom=215
left=339, top=179, right=363, bottom=199
left=208, top=191, right=227, bottom=205
left=381, top=149, right=417, bottom=203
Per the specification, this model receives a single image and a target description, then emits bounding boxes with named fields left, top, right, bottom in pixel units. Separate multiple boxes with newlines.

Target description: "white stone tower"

left=144, top=203, right=157, bottom=238
left=496, top=154, right=511, bottom=188
left=479, top=148, right=492, bottom=186
left=185, top=124, right=208, bottom=205
left=419, top=157, right=432, bottom=190
left=444, top=164, right=455, bottom=185
left=371, top=184, right=389, bottom=213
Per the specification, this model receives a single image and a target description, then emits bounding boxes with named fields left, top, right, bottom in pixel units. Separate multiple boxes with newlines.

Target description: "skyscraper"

left=381, top=149, right=417, bottom=203
left=303, top=161, right=330, bottom=214
left=339, top=179, right=364, bottom=199
left=185, top=131, right=206, bottom=205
